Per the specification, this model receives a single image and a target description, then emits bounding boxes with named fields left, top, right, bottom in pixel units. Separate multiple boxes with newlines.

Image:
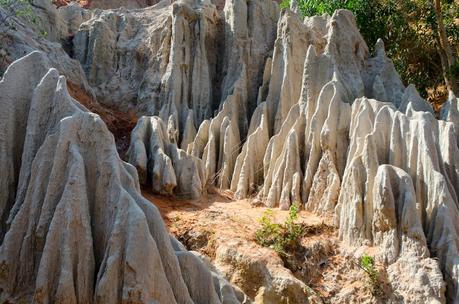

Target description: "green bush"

left=255, top=204, right=304, bottom=256
left=359, top=254, right=380, bottom=294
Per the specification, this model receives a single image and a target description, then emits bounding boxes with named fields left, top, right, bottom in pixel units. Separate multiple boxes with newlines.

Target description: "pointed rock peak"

left=374, top=38, right=386, bottom=57
left=400, top=84, right=433, bottom=114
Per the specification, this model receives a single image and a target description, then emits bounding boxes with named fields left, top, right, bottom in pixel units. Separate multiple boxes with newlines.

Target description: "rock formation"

left=73, top=0, right=222, bottom=121
left=0, top=51, right=242, bottom=303
left=127, top=115, right=205, bottom=198
left=0, top=1, right=91, bottom=90
left=336, top=98, right=458, bottom=301
left=111, top=4, right=455, bottom=302
left=441, top=91, right=459, bottom=131
left=2, top=0, right=459, bottom=302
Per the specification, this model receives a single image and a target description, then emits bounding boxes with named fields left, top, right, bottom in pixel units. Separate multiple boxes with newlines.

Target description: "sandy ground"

left=142, top=188, right=385, bottom=303
left=142, top=188, right=333, bottom=245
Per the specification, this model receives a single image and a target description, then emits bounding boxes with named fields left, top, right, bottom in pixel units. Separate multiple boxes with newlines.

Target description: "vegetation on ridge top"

left=280, top=0, right=459, bottom=104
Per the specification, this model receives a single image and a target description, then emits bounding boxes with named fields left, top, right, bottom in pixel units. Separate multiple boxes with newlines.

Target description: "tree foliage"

left=280, top=0, right=459, bottom=100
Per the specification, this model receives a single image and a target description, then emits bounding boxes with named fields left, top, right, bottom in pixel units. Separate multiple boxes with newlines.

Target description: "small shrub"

left=255, top=203, right=304, bottom=256
left=0, top=0, right=47, bottom=37
left=255, top=209, right=280, bottom=247
left=279, top=0, right=289, bottom=10
left=359, top=254, right=380, bottom=295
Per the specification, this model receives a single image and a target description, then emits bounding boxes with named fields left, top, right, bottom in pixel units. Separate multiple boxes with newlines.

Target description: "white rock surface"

left=441, top=91, right=459, bottom=131
left=127, top=115, right=205, bottom=198
left=2, top=0, right=459, bottom=301
left=73, top=0, right=223, bottom=128
left=85, top=0, right=158, bottom=9
left=373, top=165, right=445, bottom=303
left=336, top=97, right=459, bottom=301
left=89, top=5, right=459, bottom=301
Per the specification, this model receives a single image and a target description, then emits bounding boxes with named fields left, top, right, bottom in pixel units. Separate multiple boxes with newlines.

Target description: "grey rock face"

left=108, top=0, right=280, bottom=195
left=441, top=91, right=459, bottom=132
left=0, top=1, right=92, bottom=89
left=0, top=51, right=240, bottom=303
left=73, top=0, right=223, bottom=126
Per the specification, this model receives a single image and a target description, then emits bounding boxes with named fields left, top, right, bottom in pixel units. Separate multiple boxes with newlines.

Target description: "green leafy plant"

left=255, top=209, right=279, bottom=247
left=279, top=0, right=289, bottom=10
left=0, top=0, right=38, bottom=28
left=255, top=203, right=304, bottom=256
left=359, top=254, right=380, bottom=294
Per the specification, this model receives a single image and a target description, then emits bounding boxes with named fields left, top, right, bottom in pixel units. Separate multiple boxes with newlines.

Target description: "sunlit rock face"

left=2, top=0, right=459, bottom=301
left=0, top=51, right=243, bottom=304
left=112, top=4, right=453, bottom=301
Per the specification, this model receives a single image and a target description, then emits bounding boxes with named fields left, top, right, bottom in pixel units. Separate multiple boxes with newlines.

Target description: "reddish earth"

left=53, top=0, right=91, bottom=8
left=142, top=188, right=392, bottom=303
left=66, top=82, right=137, bottom=157
left=53, top=0, right=158, bottom=9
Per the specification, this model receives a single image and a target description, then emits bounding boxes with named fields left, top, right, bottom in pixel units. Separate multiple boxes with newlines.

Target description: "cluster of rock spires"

left=96, top=1, right=455, bottom=302
left=0, top=51, right=245, bottom=303
left=1, top=0, right=459, bottom=302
